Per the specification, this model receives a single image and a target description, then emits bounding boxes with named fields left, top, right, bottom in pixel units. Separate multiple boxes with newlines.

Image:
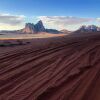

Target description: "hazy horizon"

left=0, top=0, right=100, bottom=31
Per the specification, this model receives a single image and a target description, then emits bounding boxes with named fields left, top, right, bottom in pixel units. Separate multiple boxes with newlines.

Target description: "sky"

left=0, top=0, right=100, bottom=31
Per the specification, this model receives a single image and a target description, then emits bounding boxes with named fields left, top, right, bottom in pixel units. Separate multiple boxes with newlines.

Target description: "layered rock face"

left=21, top=20, right=45, bottom=34
left=22, top=23, right=36, bottom=33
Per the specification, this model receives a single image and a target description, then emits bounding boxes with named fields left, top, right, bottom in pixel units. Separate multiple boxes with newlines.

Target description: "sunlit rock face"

left=22, top=23, right=36, bottom=34
left=21, top=20, right=45, bottom=34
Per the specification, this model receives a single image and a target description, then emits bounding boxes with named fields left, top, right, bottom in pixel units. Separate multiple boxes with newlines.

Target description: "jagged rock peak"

left=20, top=20, right=62, bottom=34
left=35, top=20, right=45, bottom=32
left=37, top=20, right=43, bottom=25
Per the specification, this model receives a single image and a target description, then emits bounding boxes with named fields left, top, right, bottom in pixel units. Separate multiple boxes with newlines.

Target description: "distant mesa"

left=76, top=25, right=100, bottom=32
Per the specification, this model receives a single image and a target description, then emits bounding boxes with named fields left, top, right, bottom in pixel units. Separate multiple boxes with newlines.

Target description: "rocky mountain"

left=77, top=25, right=100, bottom=32
left=21, top=20, right=45, bottom=34
left=21, top=20, right=62, bottom=34
left=0, top=20, right=62, bottom=34
left=21, top=23, right=35, bottom=34
left=1, top=20, right=77, bottom=34
left=34, top=20, right=45, bottom=32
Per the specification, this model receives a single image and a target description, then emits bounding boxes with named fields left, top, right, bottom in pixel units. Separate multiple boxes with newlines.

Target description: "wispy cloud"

left=38, top=16, right=94, bottom=25
left=37, top=16, right=95, bottom=30
left=0, top=14, right=100, bottom=31
left=0, top=13, right=25, bottom=26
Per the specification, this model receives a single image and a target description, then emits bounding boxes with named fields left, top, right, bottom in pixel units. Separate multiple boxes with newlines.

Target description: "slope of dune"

left=0, top=33, right=100, bottom=100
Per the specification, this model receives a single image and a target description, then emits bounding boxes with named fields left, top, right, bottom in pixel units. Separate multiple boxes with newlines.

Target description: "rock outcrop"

left=21, top=21, right=45, bottom=34
left=21, top=20, right=61, bottom=34
left=34, top=20, right=45, bottom=32
left=21, top=23, right=36, bottom=34
left=77, top=25, right=100, bottom=32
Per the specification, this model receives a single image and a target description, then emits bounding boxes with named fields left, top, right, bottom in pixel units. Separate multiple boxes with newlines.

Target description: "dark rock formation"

left=34, top=20, right=45, bottom=32
left=77, top=25, right=100, bottom=32
left=46, top=29, right=61, bottom=34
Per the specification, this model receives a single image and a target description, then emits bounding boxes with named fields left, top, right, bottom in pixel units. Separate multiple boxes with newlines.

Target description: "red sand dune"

left=0, top=33, right=100, bottom=100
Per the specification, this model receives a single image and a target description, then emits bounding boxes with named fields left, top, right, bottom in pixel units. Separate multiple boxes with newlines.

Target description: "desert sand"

left=0, top=32, right=100, bottom=100
left=0, top=33, right=66, bottom=40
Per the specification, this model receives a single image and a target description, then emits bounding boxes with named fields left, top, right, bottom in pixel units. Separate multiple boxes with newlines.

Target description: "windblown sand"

left=0, top=33, right=100, bottom=100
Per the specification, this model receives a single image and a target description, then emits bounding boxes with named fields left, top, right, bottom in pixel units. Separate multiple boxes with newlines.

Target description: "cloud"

left=37, top=16, right=94, bottom=30
left=38, top=16, right=93, bottom=25
left=0, top=14, right=99, bottom=31
left=96, top=18, right=100, bottom=22
left=0, top=13, right=25, bottom=26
